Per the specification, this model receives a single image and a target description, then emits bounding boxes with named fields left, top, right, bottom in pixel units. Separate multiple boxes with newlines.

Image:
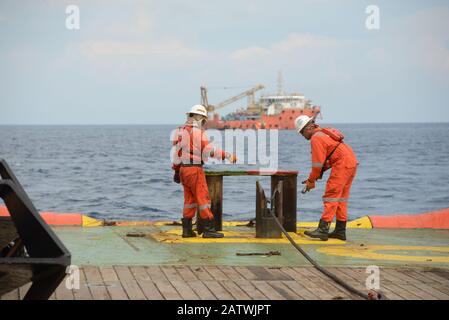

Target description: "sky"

left=0, top=0, right=448, bottom=124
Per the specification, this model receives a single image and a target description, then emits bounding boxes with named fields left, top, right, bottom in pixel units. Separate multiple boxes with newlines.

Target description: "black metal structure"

left=255, top=181, right=283, bottom=238
left=0, top=159, right=71, bottom=300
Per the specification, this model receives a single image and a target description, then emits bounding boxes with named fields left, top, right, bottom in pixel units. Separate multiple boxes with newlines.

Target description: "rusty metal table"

left=204, top=170, right=298, bottom=232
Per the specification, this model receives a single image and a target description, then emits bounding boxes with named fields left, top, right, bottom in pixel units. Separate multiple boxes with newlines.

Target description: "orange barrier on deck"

left=0, top=205, right=83, bottom=225
left=1, top=205, right=448, bottom=229
left=369, top=208, right=449, bottom=229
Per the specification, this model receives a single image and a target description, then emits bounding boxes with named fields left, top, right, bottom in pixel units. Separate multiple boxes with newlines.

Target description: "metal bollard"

left=255, top=181, right=283, bottom=238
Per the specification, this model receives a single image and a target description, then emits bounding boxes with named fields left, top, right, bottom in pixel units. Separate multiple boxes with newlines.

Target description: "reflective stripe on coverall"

left=308, top=129, right=358, bottom=222
left=172, top=125, right=226, bottom=219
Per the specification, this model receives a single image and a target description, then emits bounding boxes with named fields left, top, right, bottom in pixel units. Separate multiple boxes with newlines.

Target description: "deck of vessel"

left=2, top=223, right=449, bottom=300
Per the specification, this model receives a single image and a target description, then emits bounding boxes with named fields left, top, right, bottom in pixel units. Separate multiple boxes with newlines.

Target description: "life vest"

left=320, top=127, right=344, bottom=142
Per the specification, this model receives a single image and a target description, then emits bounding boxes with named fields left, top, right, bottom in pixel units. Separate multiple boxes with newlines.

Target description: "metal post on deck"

left=205, top=175, right=223, bottom=231
left=256, top=181, right=282, bottom=238
left=271, top=174, right=297, bottom=232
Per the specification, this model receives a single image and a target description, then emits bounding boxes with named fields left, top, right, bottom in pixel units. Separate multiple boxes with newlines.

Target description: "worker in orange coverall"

left=295, top=115, right=358, bottom=241
left=172, top=105, right=237, bottom=238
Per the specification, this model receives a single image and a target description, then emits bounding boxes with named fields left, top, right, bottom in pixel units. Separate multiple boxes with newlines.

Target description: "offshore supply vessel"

left=202, top=73, right=322, bottom=130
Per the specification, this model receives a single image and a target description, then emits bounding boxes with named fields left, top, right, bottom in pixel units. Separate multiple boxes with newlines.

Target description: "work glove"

left=226, top=153, right=237, bottom=164
left=301, top=179, right=315, bottom=193
left=173, top=171, right=180, bottom=184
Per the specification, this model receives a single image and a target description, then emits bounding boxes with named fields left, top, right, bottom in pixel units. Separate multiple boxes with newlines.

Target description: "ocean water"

left=0, top=123, right=448, bottom=222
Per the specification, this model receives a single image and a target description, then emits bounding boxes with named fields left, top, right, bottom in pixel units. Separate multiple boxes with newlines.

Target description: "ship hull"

left=206, top=108, right=320, bottom=130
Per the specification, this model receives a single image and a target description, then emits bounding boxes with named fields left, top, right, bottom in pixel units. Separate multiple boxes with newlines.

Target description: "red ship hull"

left=206, top=108, right=320, bottom=130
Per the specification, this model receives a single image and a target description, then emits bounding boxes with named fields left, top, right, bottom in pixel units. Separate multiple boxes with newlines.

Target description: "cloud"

left=229, top=33, right=338, bottom=61
left=229, top=46, right=270, bottom=60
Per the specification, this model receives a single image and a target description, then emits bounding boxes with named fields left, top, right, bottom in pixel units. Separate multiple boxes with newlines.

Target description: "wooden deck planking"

left=114, top=266, right=146, bottom=300
left=73, top=267, right=93, bottom=300
left=129, top=266, right=164, bottom=300
left=83, top=266, right=111, bottom=300
left=99, top=266, right=129, bottom=300
left=2, top=266, right=448, bottom=300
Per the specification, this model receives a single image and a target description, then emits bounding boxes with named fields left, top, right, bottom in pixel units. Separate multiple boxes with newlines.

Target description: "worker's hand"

left=301, top=179, right=315, bottom=192
left=226, top=153, right=237, bottom=164
left=173, top=171, right=181, bottom=184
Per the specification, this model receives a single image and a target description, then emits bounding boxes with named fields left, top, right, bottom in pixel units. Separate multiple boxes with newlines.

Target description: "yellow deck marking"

left=149, top=227, right=345, bottom=244
left=318, top=245, right=449, bottom=263
left=150, top=216, right=373, bottom=229
left=82, top=215, right=103, bottom=227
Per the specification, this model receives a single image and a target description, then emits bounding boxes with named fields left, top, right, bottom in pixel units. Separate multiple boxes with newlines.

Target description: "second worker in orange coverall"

left=172, top=105, right=237, bottom=238
left=295, top=115, right=358, bottom=241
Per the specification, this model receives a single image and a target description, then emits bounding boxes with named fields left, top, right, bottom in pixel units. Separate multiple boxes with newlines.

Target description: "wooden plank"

left=189, top=266, right=213, bottom=280
left=204, top=266, right=229, bottom=281
left=396, top=283, right=437, bottom=300
left=247, top=266, right=291, bottom=281
left=279, top=268, right=332, bottom=299
left=298, top=267, right=353, bottom=299
left=170, top=280, right=200, bottom=300
left=114, top=266, right=146, bottom=300
left=263, top=267, right=294, bottom=280
left=282, top=281, right=321, bottom=300
left=146, top=266, right=169, bottom=281
left=55, top=276, right=75, bottom=300
left=420, top=269, right=449, bottom=285
left=99, top=266, right=129, bottom=300
left=130, top=266, right=163, bottom=300
left=202, top=281, right=234, bottom=300
left=174, top=266, right=198, bottom=281
left=145, top=266, right=181, bottom=299
left=401, top=269, right=436, bottom=284
left=187, top=280, right=217, bottom=300
left=234, top=267, right=258, bottom=280
left=251, top=281, right=285, bottom=300
left=382, top=283, right=423, bottom=300
left=382, top=269, right=421, bottom=285
left=161, top=266, right=184, bottom=282
left=217, top=266, right=246, bottom=281
left=220, top=281, right=251, bottom=300
left=293, top=268, right=351, bottom=300
left=73, top=267, right=93, bottom=300
left=83, top=266, right=111, bottom=300
left=235, top=279, right=268, bottom=300
left=267, top=281, right=302, bottom=300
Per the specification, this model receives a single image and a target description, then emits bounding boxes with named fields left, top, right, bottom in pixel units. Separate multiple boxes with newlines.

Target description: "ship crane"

left=201, top=84, right=265, bottom=115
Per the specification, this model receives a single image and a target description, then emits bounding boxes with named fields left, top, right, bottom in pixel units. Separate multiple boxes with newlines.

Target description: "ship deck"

left=2, top=223, right=449, bottom=300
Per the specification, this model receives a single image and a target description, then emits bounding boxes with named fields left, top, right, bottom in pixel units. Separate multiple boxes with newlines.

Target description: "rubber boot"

left=202, top=219, right=224, bottom=238
left=181, top=218, right=197, bottom=238
left=328, top=220, right=346, bottom=241
left=304, top=219, right=330, bottom=241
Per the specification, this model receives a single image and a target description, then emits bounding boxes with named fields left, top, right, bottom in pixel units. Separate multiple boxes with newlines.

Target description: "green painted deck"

left=2, top=224, right=449, bottom=300
left=53, top=224, right=449, bottom=268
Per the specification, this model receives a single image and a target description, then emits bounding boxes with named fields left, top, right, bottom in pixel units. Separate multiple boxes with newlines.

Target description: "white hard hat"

left=294, top=115, right=312, bottom=133
left=187, top=104, right=208, bottom=119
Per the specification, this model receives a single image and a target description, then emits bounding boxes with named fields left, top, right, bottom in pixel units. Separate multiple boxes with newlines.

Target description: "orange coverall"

left=172, top=125, right=226, bottom=220
left=307, top=127, right=358, bottom=222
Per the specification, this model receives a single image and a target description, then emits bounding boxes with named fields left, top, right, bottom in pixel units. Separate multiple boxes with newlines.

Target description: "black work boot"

left=304, top=219, right=330, bottom=241
left=181, top=218, right=197, bottom=238
left=202, top=219, right=224, bottom=238
left=328, top=220, right=347, bottom=240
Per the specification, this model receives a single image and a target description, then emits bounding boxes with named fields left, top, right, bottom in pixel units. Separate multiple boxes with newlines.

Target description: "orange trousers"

left=179, top=166, right=213, bottom=220
left=321, top=164, right=357, bottom=222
